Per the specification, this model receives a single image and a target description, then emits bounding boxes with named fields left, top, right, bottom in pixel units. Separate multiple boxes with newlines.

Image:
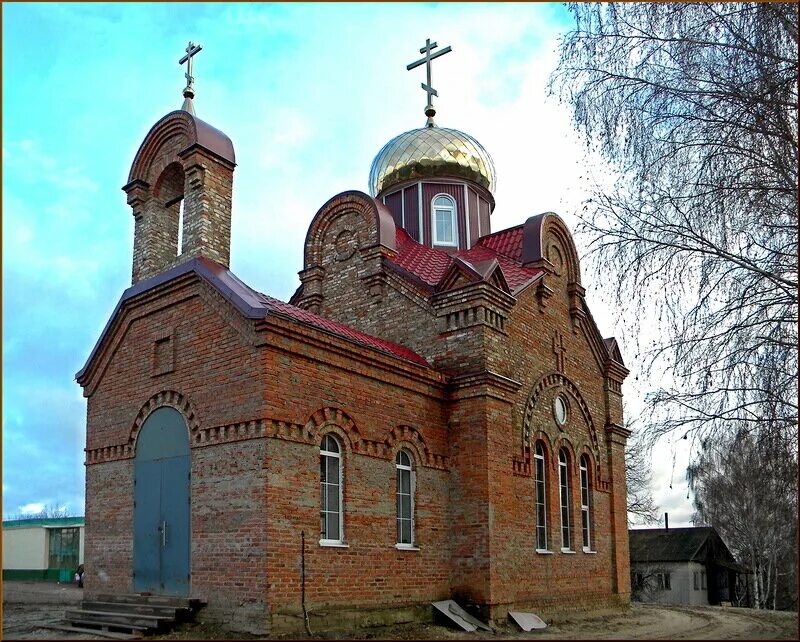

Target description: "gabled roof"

left=77, top=257, right=430, bottom=382
left=604, top=337, right=625, bottom=366
left=629, top=527, right=713, bottom=563
left=629, top=526, right=741, bottom=570
left=389, top=227, right=541, bottom=294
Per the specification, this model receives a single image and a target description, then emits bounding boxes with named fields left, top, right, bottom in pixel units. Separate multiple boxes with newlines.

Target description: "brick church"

left=77, top=41, right=631, bottom=634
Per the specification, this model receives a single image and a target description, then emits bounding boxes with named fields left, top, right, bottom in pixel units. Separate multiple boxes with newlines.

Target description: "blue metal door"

left=133, top=407, right=190, bottom=596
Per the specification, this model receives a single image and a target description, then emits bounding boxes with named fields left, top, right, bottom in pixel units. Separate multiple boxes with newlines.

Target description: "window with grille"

left=657, top=572, right=671, bottom=590
left=48, top=527, right=80, bottom=570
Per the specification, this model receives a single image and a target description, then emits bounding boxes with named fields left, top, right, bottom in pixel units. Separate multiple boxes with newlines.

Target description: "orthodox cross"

left=179, top=41, right=202, bottom=114
left=406, top=38, right=452, bottom=126
left=552, top=331, right=566, bottom=373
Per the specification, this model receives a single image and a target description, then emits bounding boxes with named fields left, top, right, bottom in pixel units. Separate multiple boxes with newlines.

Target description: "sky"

left=2, top=2, right=696, bottom=524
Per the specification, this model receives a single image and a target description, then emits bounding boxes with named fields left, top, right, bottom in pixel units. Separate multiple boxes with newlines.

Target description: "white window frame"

left=320, top=434, right=345, bottom=546
left=558, top=448, right=572, bottom=551
left=431, top=193, right=458, bottom=247
left=395, top=449, right=417, bottom=548
left=580, top=454, right=592, bottom=552
left=534, top=442, right=549, bottom=552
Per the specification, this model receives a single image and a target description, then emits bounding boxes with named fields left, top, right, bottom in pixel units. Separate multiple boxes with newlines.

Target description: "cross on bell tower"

left=406, top=38, right=452, bottom=127
left=179, top=41, right=202, bottom=115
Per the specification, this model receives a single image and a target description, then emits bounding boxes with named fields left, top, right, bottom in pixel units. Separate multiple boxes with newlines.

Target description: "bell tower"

left=122, top=43, right=236, bottom=284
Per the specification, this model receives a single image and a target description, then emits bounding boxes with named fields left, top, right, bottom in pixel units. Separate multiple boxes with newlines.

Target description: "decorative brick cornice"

left=87, top=410, right=449, bottom=470
left=512, top=456, right=531, bottom=477
left=568, top=282, right=587, bottom=332
left=604, top=361, right=630, bottom=387
left=431, top=281, right=516, bottom=314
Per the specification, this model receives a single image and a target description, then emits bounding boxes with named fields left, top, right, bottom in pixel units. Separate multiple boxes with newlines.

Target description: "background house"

left=2, top=516, right=85, bottom=582
left=629, top=525, right=746, bottom=606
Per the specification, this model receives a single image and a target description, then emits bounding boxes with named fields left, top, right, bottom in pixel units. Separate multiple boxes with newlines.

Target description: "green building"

left=2, top=517, right=85, bottom=582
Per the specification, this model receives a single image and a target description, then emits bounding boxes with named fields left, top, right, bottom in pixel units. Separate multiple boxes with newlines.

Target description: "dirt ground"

left=2, top=581, right=797, bottom=640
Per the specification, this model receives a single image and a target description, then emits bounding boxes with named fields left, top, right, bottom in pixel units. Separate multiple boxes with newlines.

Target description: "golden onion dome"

left=368, top=126, right=496, bottom=197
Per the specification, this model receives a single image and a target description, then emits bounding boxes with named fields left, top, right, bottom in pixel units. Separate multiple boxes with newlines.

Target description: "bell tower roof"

left=123, top=44, right=236, bottom=285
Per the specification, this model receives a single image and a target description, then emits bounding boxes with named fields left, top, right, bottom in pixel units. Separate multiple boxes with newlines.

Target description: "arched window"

left=432, top=194, right=457, bottom=246
left=580, top=454, right=592, bottom=551
left=558, top=448, right=572, bottom=551
left=534, top=441, right=548, bottom=551
left=395, top=450, right=416, bottom=547
left=320, top=434, right=343, bottom=544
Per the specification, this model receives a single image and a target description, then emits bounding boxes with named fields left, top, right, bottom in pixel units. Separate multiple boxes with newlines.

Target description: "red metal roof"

left=199, top=260, right=430, bottom=366
left=392, top=229, right=454, bottom=287
left=389, top=227, right=541, bottom=293
left=475, top=225, right=524, bottom=262
left=251, top=291, right=430, bottom=367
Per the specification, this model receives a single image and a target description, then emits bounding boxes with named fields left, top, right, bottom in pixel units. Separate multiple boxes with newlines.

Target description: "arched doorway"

left=133, top=406, right=190, bottom=595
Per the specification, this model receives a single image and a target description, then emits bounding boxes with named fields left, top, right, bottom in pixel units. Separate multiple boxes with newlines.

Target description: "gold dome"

left=369, top=126, right=496, bottom=197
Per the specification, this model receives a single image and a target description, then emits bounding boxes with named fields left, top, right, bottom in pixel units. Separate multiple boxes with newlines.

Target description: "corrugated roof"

left=392, top=229, right=453, bottom=287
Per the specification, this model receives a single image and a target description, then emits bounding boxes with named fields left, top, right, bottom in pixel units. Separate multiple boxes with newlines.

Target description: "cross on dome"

left=406, top=38, right=452, bottom=127
left=179, top=41, right=202, bottom=115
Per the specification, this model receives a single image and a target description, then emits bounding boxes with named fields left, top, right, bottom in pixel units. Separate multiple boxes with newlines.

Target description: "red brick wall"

left=83, top=279, right=270, bottom=632
left=296, top=194, right=631, bottom=619
left=83, top=188, right=629, bottom=634
left=125, top=112, right=235, bottom=284
left=479, top=277, right=628, bottom=615
left=83, top=274, right=456, bottom=633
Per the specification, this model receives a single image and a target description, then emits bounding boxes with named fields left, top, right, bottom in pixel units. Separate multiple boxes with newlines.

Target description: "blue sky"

left=3, top=3, right=696, bottom=523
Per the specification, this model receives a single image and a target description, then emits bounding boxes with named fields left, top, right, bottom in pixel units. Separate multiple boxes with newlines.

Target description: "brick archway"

left=522, top=372, right=598, bottom=454
left=129, top=390, right=201, bottom=451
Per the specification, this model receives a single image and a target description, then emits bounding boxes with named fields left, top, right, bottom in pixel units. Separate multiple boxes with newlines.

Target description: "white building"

left=2, top=517, right=85, bottom=582
left=629, top=526, right=746, bottom=606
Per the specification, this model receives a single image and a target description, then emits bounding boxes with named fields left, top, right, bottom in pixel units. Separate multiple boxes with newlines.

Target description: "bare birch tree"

left=625, top=423, right=660, bottom=525
left=3, top=504, right=74, bottom=521
left=688, top=428, right=797, bottom=609
left=551, top=3, right=798, bottom=446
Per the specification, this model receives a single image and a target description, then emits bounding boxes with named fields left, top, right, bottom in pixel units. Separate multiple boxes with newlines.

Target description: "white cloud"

left=18, top=502, right=45, bottom=515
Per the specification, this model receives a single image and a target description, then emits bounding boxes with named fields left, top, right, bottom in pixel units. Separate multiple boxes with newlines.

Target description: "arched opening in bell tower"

left=154, top=162, right=186, bottom=257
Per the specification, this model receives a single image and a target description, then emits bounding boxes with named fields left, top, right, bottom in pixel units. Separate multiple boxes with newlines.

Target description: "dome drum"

left=369, top=125, right=496, bottom=251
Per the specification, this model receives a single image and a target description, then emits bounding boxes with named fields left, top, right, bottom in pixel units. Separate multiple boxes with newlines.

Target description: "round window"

left=554, top=396, right=568, bottom=426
